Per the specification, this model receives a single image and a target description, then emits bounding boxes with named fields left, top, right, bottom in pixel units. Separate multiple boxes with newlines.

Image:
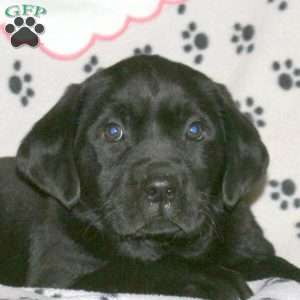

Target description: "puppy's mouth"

left=120, top=217, right=191, bottom=244
left=115, top=214, right=211, bottom=260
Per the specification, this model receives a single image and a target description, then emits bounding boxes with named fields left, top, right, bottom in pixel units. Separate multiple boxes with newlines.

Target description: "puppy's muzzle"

left=137, top=162, right=184, bottom=220
left=139, top=173, right=182, bottom=237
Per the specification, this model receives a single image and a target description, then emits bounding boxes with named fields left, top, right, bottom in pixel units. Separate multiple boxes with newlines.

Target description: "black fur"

left=0, top=55, right=299, bottom=300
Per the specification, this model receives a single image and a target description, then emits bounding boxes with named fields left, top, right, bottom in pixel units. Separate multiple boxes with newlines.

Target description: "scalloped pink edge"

left=0, top=0, right=186, bottom=60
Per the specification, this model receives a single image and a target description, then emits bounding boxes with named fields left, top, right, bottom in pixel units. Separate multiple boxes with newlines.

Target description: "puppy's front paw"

left=177, top=266, right=253, bottom=300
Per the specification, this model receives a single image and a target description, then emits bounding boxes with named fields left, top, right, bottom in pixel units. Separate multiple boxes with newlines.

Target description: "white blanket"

left=0, top=279, right=298, bottom=300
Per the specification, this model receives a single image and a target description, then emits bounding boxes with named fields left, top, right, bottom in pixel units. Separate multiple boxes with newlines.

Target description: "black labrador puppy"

left=0, top=55, right=299, bottom=300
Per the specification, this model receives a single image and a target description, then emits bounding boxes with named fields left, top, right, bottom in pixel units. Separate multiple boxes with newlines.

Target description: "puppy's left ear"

left=215, top=84, right=269, bottom=208
left=16, top=84, right=81, bottom=209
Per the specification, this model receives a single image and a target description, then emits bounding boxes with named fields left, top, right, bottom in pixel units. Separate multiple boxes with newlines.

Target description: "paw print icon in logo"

left=5, top=16, right=44, bottom=47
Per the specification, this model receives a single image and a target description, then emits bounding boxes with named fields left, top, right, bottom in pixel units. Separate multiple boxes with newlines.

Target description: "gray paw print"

left=83, top=55, right=98, bottom=73
left=269, top=179, right=300, bottom=210
left=8, top=60, right=34, bottom=106
left=182, top=22, right=209, bottom=64
left=267, top=0, right=288, bottom=11
left=272, top=59, right=300, bottom=90
left=235, top=97, right=266, bottom=128
left=134, top=44, right=153, bottom=56
left=231, top=23, right=255, bottom=54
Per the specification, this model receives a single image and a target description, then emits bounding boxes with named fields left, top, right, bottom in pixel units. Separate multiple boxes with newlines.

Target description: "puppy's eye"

left=186, top=121, right=204, bottom=140
left=104, top=123, right=124, bottom=142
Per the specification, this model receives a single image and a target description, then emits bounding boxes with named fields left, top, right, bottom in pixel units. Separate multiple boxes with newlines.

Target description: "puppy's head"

left=17, top=55, right=268, bottom=261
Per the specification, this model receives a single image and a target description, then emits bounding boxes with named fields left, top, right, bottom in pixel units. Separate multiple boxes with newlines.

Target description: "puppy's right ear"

left=17, top=84, right=81, bottom=209
left=215, top=84, right=269, bottom=209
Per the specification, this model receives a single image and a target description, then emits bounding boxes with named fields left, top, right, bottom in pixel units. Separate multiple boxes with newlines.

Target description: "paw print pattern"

left=33, top=288, right=63, bottom=298
left=49, top=292, right=62, bottom=298
left=8, top=60, right=34, bottom=107
left=134, top=44, right=153, bottom=56
left=5, top=16, right=44, bottom=47
left=269, top=179, right=300, bottom=210
left=235, top=97, right=266, bottom=128
left=182, top=22, right=209, bottom=64
left=272, top=59, right=300, bottom=90
left=296, top=222, right=300, bottom=239
left=33, top=288, right=44, bottom=295
left=267, top=0, right=288, bottom=11
left=83, top=55, right=98, bottom=73
left=231, top=23, right=255, bottom=54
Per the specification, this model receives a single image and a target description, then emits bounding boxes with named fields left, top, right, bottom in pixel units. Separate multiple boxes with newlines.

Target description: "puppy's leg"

left=230, top=256, right=300, bottom=282
left=179, top=265, right=253, bottom=300
left=223, top=204, right=300, bottom=283
left=26, top=222, right=102, bottom=288
left=72, top=259, right=253, bottom=300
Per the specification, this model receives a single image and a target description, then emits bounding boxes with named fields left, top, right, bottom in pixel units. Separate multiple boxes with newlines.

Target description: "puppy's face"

left=17, top=56, right=268, bottom=261
left=76, top=65, right=225, bottom=260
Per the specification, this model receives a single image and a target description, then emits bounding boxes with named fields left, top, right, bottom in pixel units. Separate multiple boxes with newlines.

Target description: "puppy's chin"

left=116, top=238, right=166, bottom=262
left=115, top=226, right=215, bottom=262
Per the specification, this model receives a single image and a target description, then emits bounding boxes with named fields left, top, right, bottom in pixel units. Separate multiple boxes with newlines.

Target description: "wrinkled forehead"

left=102, top=73, right=220, bottom=124
left=80, top=58, right=222, bottom=132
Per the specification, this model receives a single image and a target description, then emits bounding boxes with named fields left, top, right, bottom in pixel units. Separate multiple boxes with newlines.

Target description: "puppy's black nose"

left=145, top=176, right=177, bottom=203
